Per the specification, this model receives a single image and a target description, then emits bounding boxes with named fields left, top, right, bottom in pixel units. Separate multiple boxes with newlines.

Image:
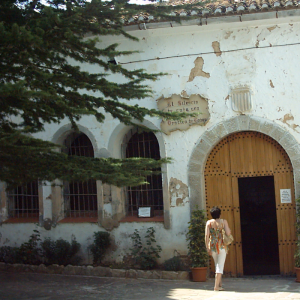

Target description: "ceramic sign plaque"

left=157, top=94, right=210, bottom=135
left=280, top=189, right=292, bottom=204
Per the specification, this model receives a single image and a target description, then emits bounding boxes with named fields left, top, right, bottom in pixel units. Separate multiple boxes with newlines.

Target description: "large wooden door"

left=204, top=131, right=296, bottom=276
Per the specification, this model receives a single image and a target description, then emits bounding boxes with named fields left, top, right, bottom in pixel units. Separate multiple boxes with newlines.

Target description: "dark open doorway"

left=238, top=176, right=280, bottom=275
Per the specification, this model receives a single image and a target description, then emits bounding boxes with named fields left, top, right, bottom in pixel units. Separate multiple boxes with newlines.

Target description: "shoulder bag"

left=221, top=219, right=234, bottom=246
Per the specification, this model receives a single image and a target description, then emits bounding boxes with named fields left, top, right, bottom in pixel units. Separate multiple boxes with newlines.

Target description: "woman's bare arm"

left=224, top=219, right=231, bottom=236
left=205, top=221, right=212, bottom=255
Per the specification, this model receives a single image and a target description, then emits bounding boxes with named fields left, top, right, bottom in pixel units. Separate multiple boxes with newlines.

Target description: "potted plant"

left=295, top=248, right=300, bottom=282
left=186, top=208, right=209, bottom=282
left=295, top=197, right=300, bottom=282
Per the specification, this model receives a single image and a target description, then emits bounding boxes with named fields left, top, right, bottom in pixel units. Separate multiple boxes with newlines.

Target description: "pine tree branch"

left=0, top=0, right=205, bottom=187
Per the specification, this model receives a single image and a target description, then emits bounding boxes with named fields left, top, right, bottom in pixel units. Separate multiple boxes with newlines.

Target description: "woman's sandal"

left=214, top=287, right=225, bottom=291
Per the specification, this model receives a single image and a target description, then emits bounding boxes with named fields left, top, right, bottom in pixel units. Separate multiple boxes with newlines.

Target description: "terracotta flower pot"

left=296, top=267, right=300, bottom=283
left=191, top=267, right=207, bottom=282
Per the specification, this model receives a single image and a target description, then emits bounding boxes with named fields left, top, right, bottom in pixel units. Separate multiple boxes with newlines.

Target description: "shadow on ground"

left=1, top=271, right=300, bottom=300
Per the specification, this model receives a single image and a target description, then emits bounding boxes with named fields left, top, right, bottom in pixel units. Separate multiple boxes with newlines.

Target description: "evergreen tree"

left=0, top=0, right=200, bottom=188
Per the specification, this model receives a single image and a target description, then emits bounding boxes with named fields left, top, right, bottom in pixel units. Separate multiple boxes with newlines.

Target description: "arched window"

left=8, top=181, right=39, bottom=219
left=64, top=133, right=97, bottom=218
left=124, top=129, right=163, bottom=217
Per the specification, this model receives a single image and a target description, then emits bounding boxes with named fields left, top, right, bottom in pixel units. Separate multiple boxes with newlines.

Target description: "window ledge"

left=119, top=215, right=164, bottom=223
left=58, top=217, right=98, bottom=223
left=3, top=217, right=39, bottom=223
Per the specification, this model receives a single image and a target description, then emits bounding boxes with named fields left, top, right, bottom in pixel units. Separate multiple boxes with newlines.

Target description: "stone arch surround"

left=188, top=115, right=300, bottom=211
left=51, top=123, right=99, bottom=157
left=107, top=119, right=166, bottom=160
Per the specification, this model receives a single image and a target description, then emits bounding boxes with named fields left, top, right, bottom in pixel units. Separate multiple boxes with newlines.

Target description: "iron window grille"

left=7, top=181, right=39, bottom=218
left=64, top=133, right=97, bottom=218
left=123, top=129, right=163, bottom=217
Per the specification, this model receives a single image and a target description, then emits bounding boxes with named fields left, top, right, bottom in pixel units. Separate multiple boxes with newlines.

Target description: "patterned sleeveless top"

left=209, top=220, right=225, bottom=254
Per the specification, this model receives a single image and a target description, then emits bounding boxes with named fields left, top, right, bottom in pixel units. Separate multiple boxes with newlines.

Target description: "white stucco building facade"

left=1, top=5, right=300, bottom=275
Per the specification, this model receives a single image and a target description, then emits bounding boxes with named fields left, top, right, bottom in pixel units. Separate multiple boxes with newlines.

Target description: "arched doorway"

left=204, top=131, right=296, bottom=276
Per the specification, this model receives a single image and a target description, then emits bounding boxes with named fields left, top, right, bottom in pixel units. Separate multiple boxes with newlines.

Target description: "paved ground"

left=1, top=271, right=300, bottom=300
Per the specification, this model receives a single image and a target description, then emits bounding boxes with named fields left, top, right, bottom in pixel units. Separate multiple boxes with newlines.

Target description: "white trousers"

left=211, top=248, right=227, bottom=274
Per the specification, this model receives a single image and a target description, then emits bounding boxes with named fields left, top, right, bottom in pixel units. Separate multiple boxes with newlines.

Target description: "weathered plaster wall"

left=0, top=221, right=189, bottom=264
left=110, top=17, right=300, bottom=140
left=2, top=15, right=300, bottom=263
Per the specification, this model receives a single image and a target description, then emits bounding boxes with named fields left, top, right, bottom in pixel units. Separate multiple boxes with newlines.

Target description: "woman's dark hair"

left=210, top=206, right=221, bottom=219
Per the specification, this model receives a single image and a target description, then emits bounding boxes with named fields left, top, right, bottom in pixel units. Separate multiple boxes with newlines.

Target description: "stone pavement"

left=1, top=271, right=300, bottom=300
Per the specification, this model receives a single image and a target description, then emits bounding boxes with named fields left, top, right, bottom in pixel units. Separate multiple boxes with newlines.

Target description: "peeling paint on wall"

left=267, top=25, right=277, bottom=32
left=104, top=203, right=113, bottom=217
left=282, top=113, right=294, bottom=123
left=224, top=31, right=233, bottom=39
left=169, top=178, right=189, bottom=208
left=102, top=216, right=119, bottom=231
left=279, top=113, right=299, bottom=132
left=212, top=41, right=222, bottom=56
left=103, top=184, right=112, bottom=204
left=243, top=55, right=250, bottom=62
left=188, top=57, right=210, bottom=82
left=181, top=90, right=188, bottom=98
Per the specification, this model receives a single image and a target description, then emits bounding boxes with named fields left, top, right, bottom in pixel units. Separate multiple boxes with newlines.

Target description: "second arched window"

left=124, top=129, right=163, bottom=217
left=64, top=133, right=97, bottom=219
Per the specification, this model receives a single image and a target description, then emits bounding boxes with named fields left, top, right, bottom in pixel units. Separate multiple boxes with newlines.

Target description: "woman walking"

left=205, top=206, right=231, bottom=291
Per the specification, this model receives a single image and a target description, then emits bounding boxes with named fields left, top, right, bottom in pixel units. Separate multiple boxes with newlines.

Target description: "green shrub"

left=0, top=231, right=82, bottom=266
left=16, top=230, right=43, bottom=265
left=0, top=230, right=43, bottom=265
left=130, top=227, right=162, bottom=270
left=90, top=231, right=110, bottom=265
left=0, top=246, right=19, bottom=264
left=295, top=250, right=300, bottom=268
left=164, top=256, right=182, bottom=271
left=41, top=236, right=82, bottom=266
left=186, top=208, right=208, bottom=268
